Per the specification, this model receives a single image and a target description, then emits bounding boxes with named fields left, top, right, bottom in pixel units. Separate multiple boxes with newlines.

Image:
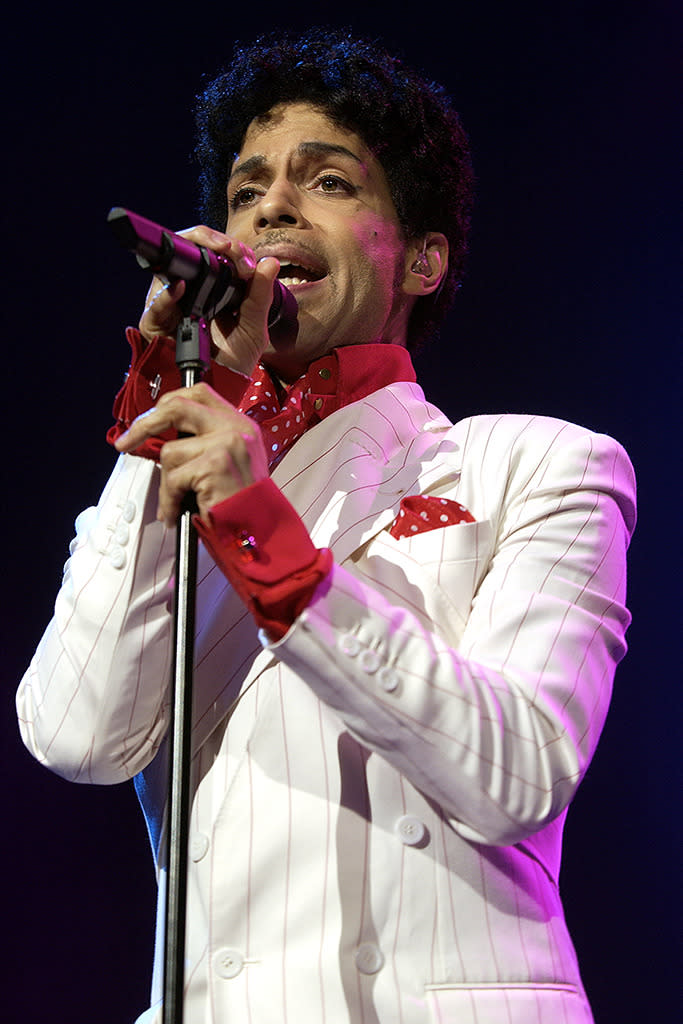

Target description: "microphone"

left=107, top=207, right=298, bottom=347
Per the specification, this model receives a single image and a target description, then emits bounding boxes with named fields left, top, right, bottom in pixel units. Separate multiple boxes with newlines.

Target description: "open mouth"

left=277, top=262, right=326, bottom=288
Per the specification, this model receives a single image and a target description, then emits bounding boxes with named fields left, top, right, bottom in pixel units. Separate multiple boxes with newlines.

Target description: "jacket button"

left=108, top=545, right=126, bottom=569
left=190, top=833, right=210, bottom=862
left=394, top=815, right=426, bottom=846
left=354, top=943, right=385, bottom=975
left=378, top=666, right=399, bottom=692
left=214, top=948, right=244, bottom=979
left=114, top=523, right=130, bottom=546
left=121, top=500, right=137, bottom=523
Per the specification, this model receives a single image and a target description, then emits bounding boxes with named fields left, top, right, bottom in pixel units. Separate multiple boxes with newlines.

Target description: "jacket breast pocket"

left=398, top=517, right=493, bottom=568
left=357, top=520, right=494, bottom=645
left=425, top=982, right=593, bottom=1024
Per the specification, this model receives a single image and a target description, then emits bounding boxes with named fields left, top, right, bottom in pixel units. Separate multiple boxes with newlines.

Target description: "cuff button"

left=359, top=648, right=381, bottom=674
left=338, top=632, right=361, bottom=657
left=234, top=531, right=257, bottom=561
left=378, top=666, right=399, bottom=693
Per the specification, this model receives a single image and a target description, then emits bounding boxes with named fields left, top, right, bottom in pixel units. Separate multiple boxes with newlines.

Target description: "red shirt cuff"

left=194, top=478, right=333, bottom=640
left=106, top=327, right=252, bottom=460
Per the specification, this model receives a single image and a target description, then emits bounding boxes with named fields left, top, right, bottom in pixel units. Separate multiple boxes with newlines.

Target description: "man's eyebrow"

left=229, top=141, right=364, bottom=183
left=228, top=154, right=267, bottom=184
left=296, top=141, right=364, bottom=166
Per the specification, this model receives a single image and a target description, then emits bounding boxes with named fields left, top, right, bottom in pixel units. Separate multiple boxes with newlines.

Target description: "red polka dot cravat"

left=238, top=359, right=337, bottom=469
left=389, top=495, right=475, bottom=539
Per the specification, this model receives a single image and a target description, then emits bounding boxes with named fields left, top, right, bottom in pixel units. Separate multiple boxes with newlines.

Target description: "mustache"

left=253, top=231, right=328, bottom=267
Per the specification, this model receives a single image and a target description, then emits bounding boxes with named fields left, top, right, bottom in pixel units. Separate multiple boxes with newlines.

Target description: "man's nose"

left=254, top=180, right=306, bottom=230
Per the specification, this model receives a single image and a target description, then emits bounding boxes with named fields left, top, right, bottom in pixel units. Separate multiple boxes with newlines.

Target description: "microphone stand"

left=107, top=207, right=298, bottom=1023
left=163, top=313, right=210, bottom=1024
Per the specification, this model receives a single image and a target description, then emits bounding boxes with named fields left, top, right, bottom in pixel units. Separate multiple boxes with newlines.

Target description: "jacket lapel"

left=191, top=382, right=462, bottom=754
left=273, top=381, right=462, bottom=563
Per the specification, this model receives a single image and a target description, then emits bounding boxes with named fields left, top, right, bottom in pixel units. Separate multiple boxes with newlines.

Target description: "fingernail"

left=257, top=256, right=280, bottom=272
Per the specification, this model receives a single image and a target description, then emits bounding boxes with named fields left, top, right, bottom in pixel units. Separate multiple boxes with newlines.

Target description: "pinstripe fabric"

left=17, top=382, right=635, bottom=1024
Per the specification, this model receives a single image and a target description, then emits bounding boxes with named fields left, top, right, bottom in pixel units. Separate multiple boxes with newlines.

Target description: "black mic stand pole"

left=106, top=207, right=298, bottom=1023
left=162, top=313, right=210, bottom=1024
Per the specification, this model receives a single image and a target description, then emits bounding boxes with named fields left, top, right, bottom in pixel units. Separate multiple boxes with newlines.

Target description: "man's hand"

left=139, top=225, right=280, bottom=378
left=115, top=382, right=268, bottom=526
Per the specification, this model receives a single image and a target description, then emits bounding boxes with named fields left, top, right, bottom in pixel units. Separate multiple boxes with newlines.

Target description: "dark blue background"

left=3, top=3, right=680, bottom=1020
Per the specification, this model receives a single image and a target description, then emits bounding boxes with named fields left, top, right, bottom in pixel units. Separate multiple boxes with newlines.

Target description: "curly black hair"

left=195, top=29, right=474, bottom=351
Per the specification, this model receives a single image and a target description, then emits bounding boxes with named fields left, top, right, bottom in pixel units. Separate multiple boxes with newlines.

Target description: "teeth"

left=276, top=261, right=323, bottom=287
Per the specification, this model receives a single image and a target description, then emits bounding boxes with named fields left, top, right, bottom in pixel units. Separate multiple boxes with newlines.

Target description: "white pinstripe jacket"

left=17, top=381, right=636, bottom=1024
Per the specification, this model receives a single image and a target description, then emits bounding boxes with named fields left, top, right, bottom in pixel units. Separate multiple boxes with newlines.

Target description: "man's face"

left=226, top=103, right=417, bottom=379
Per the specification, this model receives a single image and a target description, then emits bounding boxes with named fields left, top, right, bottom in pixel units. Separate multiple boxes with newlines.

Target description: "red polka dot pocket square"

left=389, top=495, right=475, bottom=540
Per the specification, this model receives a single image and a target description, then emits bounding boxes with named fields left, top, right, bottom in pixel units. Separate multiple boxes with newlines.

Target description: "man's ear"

left=402, top=232, right=449, bottom=296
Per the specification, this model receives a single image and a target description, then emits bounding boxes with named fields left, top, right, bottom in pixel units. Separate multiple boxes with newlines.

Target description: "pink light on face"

left=225, top=103, right=418, bottom=382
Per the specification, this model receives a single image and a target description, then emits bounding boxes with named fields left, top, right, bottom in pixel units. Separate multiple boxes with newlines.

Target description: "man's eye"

left=315, top=175, right=355, bottom=195
left=230, top=187, right=259, bottom=209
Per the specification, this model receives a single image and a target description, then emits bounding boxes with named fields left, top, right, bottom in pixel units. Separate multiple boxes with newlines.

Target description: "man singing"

left=17, top=29, right=635, bottom=1024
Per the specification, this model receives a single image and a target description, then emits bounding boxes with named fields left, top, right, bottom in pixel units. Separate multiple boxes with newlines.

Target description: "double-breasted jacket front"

left=18, top=381, right=636, bottom=1023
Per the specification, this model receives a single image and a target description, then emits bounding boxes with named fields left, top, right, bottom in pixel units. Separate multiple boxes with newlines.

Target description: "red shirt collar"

left=276, top=342, right=416, bottom=418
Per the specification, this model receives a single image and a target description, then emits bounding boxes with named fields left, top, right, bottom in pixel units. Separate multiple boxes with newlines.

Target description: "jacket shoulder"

left=450, top=411, right=626, bottom=451
left=448, top=412, right=636, bottom=535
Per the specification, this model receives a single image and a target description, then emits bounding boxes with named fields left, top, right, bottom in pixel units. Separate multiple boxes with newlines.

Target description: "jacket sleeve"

left=270, top=417, right=636, bottom=845
left=16, top=453, right=176, bottom=784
